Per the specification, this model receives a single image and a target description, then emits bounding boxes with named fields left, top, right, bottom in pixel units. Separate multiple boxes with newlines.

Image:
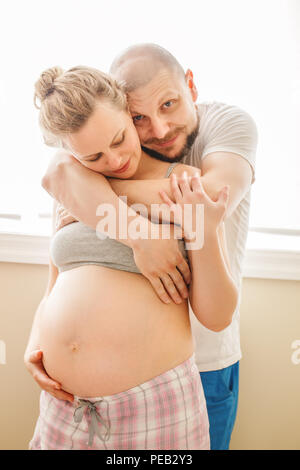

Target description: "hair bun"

left=34, top=66, right=64, bottom=108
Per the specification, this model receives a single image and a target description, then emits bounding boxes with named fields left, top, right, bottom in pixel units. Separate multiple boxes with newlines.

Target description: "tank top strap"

left=164, top=162, right=180, bottom=178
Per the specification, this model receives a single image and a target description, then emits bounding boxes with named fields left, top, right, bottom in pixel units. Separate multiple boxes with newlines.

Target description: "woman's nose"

left=107, top=153, right=122, bottom=170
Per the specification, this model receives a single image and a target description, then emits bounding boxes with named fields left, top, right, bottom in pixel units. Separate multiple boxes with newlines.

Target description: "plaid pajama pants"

left=29, top=353, right=210, bottom=450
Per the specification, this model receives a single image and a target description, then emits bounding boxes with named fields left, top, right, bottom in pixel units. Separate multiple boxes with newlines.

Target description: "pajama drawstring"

left=73, top=399, right=111, bottom=447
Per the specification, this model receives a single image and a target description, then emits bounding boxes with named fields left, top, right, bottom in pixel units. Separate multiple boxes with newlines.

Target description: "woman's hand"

left=24, top=349, right=74, bottom=403
left=159, top=171, right=229, bottom=241
left=55, top=204, right=78, bottom=231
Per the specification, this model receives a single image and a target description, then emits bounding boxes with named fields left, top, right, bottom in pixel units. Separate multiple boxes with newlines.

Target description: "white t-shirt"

left=182, top=101, right=258, bottom=372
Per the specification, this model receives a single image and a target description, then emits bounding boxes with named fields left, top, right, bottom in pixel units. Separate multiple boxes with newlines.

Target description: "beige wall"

left=231, top=278, right=300, bottom=450
left=0, top=261, right=299, bottom=450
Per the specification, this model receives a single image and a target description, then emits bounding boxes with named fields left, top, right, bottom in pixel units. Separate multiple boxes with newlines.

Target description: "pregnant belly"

left=39, top=265, right=193, bottom=397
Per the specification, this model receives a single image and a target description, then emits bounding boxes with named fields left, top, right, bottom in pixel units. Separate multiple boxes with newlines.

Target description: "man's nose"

left=150, top=117, right=170, bottom=140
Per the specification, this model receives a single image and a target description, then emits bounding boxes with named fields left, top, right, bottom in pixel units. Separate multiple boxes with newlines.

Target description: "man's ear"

left=185, top=69, right=198, bottom=102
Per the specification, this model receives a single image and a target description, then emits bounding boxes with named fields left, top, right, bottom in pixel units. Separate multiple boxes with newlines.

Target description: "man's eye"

left=133, top=115, right=144, bottom=122
left=163, top=101, right=174, bottom=108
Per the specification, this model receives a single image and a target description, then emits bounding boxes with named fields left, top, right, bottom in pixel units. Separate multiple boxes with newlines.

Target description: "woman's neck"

left=131, top=150, right=172, bottom=180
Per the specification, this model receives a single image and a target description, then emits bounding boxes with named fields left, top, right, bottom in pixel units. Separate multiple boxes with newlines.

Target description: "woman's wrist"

left=183, top=222, right=219, bottom=246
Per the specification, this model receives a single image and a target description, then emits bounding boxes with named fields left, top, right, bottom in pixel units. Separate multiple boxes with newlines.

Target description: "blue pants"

left=200, top=361, right=239, bottom=450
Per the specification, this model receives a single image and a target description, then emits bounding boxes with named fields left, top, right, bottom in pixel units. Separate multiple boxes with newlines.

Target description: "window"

left=0, top=0, right=299, bottom=239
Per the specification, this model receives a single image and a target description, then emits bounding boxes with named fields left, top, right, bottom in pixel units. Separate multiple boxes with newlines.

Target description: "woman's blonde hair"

left=34, top=66, right=128, bottom=147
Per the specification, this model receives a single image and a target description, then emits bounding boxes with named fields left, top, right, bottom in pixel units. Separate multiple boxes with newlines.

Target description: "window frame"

left=1, top=222, right=299, bottom=281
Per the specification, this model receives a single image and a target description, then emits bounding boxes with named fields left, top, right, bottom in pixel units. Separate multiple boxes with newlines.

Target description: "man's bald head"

left=109, top=43, right=186, bottom=93
left=110, top=43, right=198, bottom=162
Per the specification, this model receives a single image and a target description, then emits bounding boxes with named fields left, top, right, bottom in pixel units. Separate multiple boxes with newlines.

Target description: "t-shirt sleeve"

left=200, top=103, right=258, bottom=184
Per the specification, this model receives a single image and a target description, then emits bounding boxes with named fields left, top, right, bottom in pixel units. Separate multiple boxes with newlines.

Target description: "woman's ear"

left=185, top=69, right=198, bottom=102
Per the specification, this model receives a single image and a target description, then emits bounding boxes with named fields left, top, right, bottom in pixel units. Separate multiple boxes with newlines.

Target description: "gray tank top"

left=50, top=163, right=188, bottom=273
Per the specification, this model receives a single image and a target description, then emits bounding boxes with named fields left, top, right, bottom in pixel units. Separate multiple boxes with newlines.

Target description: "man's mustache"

left=143, top=127, right=185, bottom=145
left=141, top=117, right=200, bottom=164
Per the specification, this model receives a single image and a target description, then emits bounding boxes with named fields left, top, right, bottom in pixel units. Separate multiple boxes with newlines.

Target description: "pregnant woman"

left=25, top=66, right=237, bottom=450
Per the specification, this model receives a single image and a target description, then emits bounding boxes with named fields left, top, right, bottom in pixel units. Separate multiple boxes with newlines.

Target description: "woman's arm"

left=160, top=172, right=238, bottom=332
left=24, top=201, right=74, bottom=402
left=187, top=222, right=238, bottom=331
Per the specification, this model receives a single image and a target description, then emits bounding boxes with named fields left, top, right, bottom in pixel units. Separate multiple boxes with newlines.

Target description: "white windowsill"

left=0, top=229, right=299, bottom=281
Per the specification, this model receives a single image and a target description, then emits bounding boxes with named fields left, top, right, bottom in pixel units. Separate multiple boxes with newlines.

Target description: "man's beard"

left=141, top=118, right=200, bottom=164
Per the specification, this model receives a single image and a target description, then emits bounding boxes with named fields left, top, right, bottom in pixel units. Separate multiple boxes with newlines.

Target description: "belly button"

left=69, top=342, right=80, bottom=352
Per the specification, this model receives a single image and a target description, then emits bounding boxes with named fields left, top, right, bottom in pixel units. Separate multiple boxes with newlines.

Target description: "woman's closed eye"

left=87, top=133, right=126, bottom=162
left=112, top=132, right=125, bottom=147
left=88, top=152, right=103, bottom=162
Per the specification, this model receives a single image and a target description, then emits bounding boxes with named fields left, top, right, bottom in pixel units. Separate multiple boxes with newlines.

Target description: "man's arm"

left=198, top=151, right=253, bottom=217
left=44, top=151, right=252, bottom=226
left=41, top=150, right=251, bottom=303
left=41, top=151, right=191, bottom=304
left=110, top=152, right=253, bottom=219
left=42, top=151, right=139, bottom=243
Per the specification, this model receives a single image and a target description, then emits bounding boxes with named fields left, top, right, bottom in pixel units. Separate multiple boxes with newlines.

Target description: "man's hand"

left=41, top=150, right=78, bottom=200
left=24, top=349, right=74, bottom=403
left=132, top=225, right=191, bottom=304
left=55, top=203, right=78, bottom=231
